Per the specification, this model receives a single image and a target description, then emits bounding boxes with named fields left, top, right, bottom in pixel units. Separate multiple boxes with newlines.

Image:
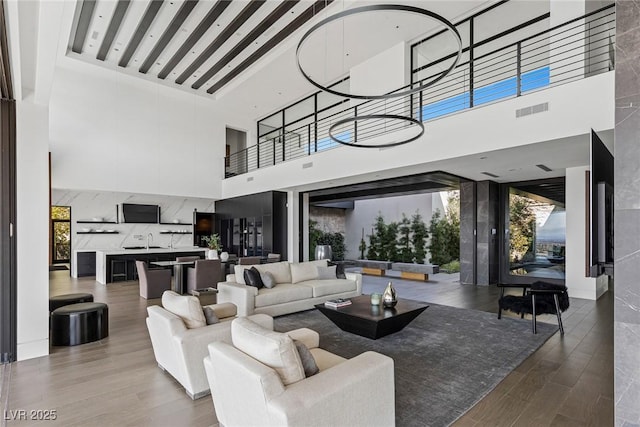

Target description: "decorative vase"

left=382, top=281, right=397, bottom=308
left=208, top=249, right=219, bottom=260
left=315, top=245, right=332, bottom=260
left=220, top=251, right=229, bottom=262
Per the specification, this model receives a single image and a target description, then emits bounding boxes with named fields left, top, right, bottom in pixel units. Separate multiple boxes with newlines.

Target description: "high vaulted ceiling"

left=69, top=0, right=336, bottom=96
left=66, top=0, right=493, bottom=118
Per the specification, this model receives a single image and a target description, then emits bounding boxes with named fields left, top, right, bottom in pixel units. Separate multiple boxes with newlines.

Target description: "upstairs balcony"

left=224, top=4, right=615, bottom=179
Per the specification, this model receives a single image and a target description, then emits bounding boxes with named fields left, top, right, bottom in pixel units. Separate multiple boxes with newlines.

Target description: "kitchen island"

left=91, top=247, right=207, bottom=284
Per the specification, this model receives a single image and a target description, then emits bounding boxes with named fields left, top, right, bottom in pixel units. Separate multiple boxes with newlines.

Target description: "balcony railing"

left=225, top=4, right=614, bottom=178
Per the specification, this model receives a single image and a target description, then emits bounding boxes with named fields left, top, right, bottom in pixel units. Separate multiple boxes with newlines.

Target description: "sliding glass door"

left=501, top=178, right=566, bottom=285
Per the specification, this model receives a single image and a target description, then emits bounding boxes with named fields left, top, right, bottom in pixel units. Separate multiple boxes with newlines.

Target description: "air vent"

left=302, top=162, right=313, bottom=169
left=536, top=164, right=553, bottom=172
left=247, top=176, right=254, bottom=182
left=516, top=102, right=549, bottom=118
left=481, top=172, right=500, bottom=178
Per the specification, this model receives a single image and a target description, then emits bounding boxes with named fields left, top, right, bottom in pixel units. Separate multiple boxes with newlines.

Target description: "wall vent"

left=246, top=176, right=254, bottom=182
left=481, top=171, right=500, bottom=178
left=516, top=102, right=548, bottom=118
left=302, top=162, right=313, bottom=169
left=536, top=164, right=553, bottom=172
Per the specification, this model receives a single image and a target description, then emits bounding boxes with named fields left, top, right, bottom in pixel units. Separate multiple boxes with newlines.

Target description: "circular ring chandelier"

left=296, top=4, right=463, bottom=101
left=328, top=114, right=425, bottom=148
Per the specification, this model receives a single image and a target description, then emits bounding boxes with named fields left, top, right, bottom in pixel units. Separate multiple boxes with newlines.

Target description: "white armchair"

left=203, top=317, right=395, bottom=426
left=146, top=293, right=273, bottom=400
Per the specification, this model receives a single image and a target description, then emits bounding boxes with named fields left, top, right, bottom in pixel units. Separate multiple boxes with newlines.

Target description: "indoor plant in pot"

left=203, top=233, right=222, bottom=260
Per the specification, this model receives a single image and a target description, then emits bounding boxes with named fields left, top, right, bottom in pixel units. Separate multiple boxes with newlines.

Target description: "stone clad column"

left=476, top=181, right=499, bottom=285
left=459, top=182, right=476, bottom=284
left=614, top=1, right=640, bottom=424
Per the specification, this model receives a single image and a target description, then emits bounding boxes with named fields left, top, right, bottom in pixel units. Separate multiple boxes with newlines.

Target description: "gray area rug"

left=274, top=303, right=557, bottom=427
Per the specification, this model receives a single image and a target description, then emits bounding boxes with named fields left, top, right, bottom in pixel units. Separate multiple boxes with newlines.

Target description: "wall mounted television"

left=122, top=203, right=160, bottom=223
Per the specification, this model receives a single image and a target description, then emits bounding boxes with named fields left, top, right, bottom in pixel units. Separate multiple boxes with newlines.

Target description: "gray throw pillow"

left=260, top=271, right=276, bottom=289
left=316, top=265, right=337, bottom=280
left=293, top=340, right=319, bottom=377
left=202, top=306, right=220, bottom=325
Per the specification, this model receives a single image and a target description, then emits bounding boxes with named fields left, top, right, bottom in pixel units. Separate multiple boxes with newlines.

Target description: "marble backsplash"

left=52, top=189, right=216, bottom=251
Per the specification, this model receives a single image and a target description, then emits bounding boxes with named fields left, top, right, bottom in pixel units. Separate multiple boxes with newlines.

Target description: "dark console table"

left=315, top=295, right=429, bottom=339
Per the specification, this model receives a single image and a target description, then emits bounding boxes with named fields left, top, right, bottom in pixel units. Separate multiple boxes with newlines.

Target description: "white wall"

left=221, top=72, right=615, bottom=199
left=565, top=165, right=605, bottom=300
left=16, top=99, right=50, bottom=360
left=349, top=41, right=408, bottom=103
left=48, top=60, right=239, bottom=199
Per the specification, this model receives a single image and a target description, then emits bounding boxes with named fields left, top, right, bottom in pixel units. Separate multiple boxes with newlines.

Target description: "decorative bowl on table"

left=92, top=217, right=103, bottom=222
left=95, top=229, right=104, bottom=233
left=81, top=228, right=91, bottom=232
left=172, top=219, right=180, bottom=224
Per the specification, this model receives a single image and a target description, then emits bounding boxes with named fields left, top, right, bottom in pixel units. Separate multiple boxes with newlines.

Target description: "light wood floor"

left=4, top=271, right=612, bottom=426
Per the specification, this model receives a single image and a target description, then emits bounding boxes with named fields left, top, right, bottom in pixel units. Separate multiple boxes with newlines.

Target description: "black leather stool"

left=51, top=302, right=109, bottom=346
left=49, top=293, right=94, bottom=312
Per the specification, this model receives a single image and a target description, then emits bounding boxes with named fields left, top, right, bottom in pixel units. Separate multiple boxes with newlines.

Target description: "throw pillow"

left=244, top=267, right=264, bottom=289
left=316, top=265, right=337, bottom=280
left=161, top=290, right=206, bottom=329
left=293, top=339, right=319, bottom=377
left=260, top=271, right=276, bottom=289
left=202, top=306, right=220, bottom=325
left=232, top=317, right=305, bottom=386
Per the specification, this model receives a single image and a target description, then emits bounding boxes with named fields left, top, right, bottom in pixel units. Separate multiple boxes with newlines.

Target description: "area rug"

left=49, top=265, right=69, bottom=271
left=274, top=303, right=557, bottom=427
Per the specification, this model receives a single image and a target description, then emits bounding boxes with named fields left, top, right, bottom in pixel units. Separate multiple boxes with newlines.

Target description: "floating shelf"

left=77, top=231, right=120, bottom=234
left=159, top=222, right=193, bottom=226
left=77, top=221, right=118, bottom=224
left=159, top=231, right=192, bottom=234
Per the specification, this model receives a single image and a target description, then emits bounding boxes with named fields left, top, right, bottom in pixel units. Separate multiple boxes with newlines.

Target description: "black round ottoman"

left=49, top=293, right=94, bottom=312
left=51, top=302, right=109, bottom=346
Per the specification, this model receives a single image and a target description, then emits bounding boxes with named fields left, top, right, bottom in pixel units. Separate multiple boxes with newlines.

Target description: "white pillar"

left=565, top=165, right=607, bottom=300
left=16, top=98, right=50, bottom=360
left=286, top=191, right=301, bottom=263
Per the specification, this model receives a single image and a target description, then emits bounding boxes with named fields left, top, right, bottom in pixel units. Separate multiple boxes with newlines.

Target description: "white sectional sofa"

left=217, top=260, right=362, bottom=317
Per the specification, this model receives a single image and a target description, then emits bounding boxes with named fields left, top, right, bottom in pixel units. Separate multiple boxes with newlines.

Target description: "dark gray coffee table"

left=315, top=295, right=429, bottom=339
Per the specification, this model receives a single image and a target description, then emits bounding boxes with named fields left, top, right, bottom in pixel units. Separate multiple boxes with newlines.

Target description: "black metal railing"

left=224, top=4, right=614, bottom=178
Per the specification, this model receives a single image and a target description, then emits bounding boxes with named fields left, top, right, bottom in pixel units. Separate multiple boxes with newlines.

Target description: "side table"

left=189, top=287, right=218, bottom=306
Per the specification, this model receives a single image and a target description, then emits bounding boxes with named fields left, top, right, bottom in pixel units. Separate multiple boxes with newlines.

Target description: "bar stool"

left=110, top=259, right=128, bottom=282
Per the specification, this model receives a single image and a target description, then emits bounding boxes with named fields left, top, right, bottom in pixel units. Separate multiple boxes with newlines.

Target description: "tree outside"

left=428, top=192, right=460, bottom=270
left=508, top=194, right=536, bottom=264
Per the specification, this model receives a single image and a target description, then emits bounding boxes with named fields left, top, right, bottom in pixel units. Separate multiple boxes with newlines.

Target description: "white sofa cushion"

left=298, top=278, right=357, bottom=297
left=233, top=265, right=252, bottom=285
left=290, top=260, right=327, bottom=284
left=161, top=291, right=206, bottom=329
left=231, top=317, right=305, bottom=386
left=255, top=261, right=292, bottom=284
left=255, top=283, right=313, bottom=308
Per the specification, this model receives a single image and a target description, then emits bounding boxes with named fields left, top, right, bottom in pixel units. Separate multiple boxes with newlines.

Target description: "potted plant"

left=202, top=233, right=222, bottom=260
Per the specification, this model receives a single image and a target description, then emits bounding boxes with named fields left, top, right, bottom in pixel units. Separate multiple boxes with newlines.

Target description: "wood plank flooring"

left=3, top=271, right=612, bottom=426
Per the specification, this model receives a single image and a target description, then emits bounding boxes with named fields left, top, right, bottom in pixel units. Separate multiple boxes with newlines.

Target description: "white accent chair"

left=204, top=317, right=396, bottom=426
left=146, top=291, right=273, bottom=399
